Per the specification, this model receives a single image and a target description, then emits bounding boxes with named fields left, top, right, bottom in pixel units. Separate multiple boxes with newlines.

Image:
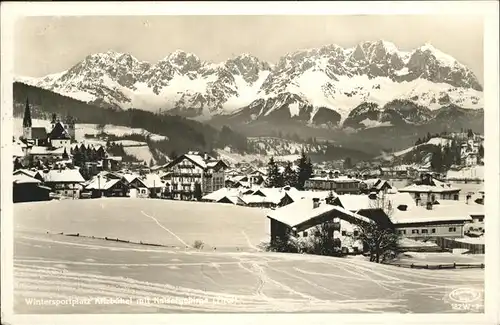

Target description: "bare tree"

left=300, top=221, right=342, bottom=256
left=355, top=192, right=401, bottom=263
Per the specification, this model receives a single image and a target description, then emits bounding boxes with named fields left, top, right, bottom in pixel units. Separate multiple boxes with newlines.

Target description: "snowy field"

left=13, top=199, right=484, bottom=313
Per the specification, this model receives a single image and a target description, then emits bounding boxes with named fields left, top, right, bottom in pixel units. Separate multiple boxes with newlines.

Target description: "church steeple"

left=23, top=97, right=32, bottom=128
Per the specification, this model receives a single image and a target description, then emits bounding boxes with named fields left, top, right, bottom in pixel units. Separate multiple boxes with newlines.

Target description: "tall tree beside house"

left=296, top=151, right=313, bottom=190
left=430, top=145, right=444, bottom=173
left=343, top=157, right=353, bottom=170
left=266, top=157, right=282, bottom=188
left=355, top=193, right=401, bottom=263
left=478, top=144, right=484, bottom=159
left=282, top=161, right=297, bottom=187
left=193, top=183, right=203, bottom=201
left=62, top=148, right=69, bottom=160
left=149, top=158, right=154, bottom=168
left=14, top=157, right=24, bottom=171
left=467, top=129, right=474, bottom=138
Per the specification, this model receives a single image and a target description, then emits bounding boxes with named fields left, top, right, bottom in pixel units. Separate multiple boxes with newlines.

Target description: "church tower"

left=22, top=98, right=32, bottom=140
left=65, top=115, right=76, bottom=142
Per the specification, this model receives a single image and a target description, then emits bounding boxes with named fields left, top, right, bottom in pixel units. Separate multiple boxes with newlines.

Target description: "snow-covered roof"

left=13, top=169, right=38, bottom=178
left=140, top=174, right=165, bottom=188
left=285, top=189, right=333, bottom=203
left=43, top=169, right=85, bottom=183
left=308, top=176, right=361, bottom=183
left=241, top=194, right=280, bottom=205
left=13, top=173, right=41, bottom=184
left=202, top=187, right=241, bottom=201
left=267, top=198, right=371, bottom=229
left=86, top=178, right=120, bottom=190
left=122, top=173, right=139, bottom=183
left=252, top=188, right=287, bottom=203
left=399, top=183, right=461, bottom=193
left=335, top=194, right=373, bottom=211
left=217, top=195, right=246, bottom=205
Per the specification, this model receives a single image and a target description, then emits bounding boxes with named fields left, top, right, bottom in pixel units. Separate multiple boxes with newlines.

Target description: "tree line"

left=266, top=151, right=313, bottom=190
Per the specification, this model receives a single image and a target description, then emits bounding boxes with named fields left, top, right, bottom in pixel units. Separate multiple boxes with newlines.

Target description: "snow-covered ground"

left=447, top=166, right=484, bottom=180
left=390, top=137, right=453, bottom=157
left=14, top=199, right=484, bottom=313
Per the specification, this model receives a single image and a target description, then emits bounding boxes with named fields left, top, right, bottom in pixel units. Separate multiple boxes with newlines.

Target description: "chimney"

left=426, top=201, right=433, bottom=210
left=313, top=198, right=320, bottom=209
left=204, top=153, right=208, bottom=161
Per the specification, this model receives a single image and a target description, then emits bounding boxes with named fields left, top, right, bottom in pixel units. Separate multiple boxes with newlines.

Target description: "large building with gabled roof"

left=161, top=151, right=228, bottom=200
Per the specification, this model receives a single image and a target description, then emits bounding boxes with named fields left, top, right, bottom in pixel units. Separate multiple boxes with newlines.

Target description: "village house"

left=379, top=165, right=418, bottom=179
left=360, top=178, right=392, bottom=194
left=161, top=152, right=228, bottom=200
left=398, top=176, right=461, bottom=203
left=279, top=187, right=334, bottom=207
left=42, top=168, right=85, bottom=199
left=127, top=173, right=165, bottom=198
left=304, top=175, right=362, bottom=195
left=464, top=153, right=479, bottom=166
left=13, top=169, right=44, bottom=182
left=83, top=172, right=129, bottom=198
left=266, top=197, right=371, bottom=254
left=390, top=200, right=479, bottom=239
left=13, top=173, right=51, bottom=203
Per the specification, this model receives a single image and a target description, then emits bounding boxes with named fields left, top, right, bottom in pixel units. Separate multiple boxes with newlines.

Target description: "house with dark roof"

left=13, top=173, right=51, bottom=203
left=48, top=121, right=72, bottom=148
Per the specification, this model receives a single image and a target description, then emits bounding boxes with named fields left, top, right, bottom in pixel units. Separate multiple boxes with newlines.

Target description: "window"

left=341, top=231, right=347, bottom=236
left=412, top=229, right=419, bottom=234
left=398, top=230, right=406, bottom=235
left=303, top=231, right=308, bottom=237
left=353, top=230, right=359, bottom=237
left=421, top=229, right=429, bottom=234
left=449, top=227, right=457, bottom=232
left=431, top=229, right=436, bottom=233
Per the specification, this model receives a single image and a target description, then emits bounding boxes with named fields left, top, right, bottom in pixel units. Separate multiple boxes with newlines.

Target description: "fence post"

left=410, top=263, right=414, bottom=269
left=453, top=262, right=456, bottom=269
left=481, top=263, right=484, bottom=269
left=426, top=264, right=428, bottom=269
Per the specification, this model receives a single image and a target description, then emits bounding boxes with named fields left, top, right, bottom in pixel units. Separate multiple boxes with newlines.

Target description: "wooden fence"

left=390, top=262, right=484, bottom=270
left=436, top=237, right=485, bottom=254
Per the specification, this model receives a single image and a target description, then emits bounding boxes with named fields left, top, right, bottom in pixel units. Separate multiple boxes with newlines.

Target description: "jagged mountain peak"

left=18, top=41, right=483, bottom=125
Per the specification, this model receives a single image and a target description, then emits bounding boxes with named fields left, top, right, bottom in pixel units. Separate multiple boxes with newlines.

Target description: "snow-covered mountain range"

left=17, top=40, right=483, bottom=128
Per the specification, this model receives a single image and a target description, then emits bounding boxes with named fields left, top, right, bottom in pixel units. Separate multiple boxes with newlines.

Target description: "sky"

left=14, top=15, right=484, bottom=84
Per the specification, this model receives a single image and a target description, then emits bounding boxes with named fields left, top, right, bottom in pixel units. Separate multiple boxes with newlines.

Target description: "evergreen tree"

left=296, top=151, right=313, bottom=190
left=468, top=129, right=474, bottom=138
left=430, top=145, right=443, bottom=172
left=343, top=157, right=353, bottom=170
left=266, top=157, right=281, bottom=188
left=282, top=161, right=297, bottom=187
left=62, top=148, right=69, bottom=160
left=149, top=158, right=154, bottom=167
left=478, top=144, right=484, bottom=158
left=193, top=183, right=203, bottom=201
left=13, top=157, right=24, bottom=171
